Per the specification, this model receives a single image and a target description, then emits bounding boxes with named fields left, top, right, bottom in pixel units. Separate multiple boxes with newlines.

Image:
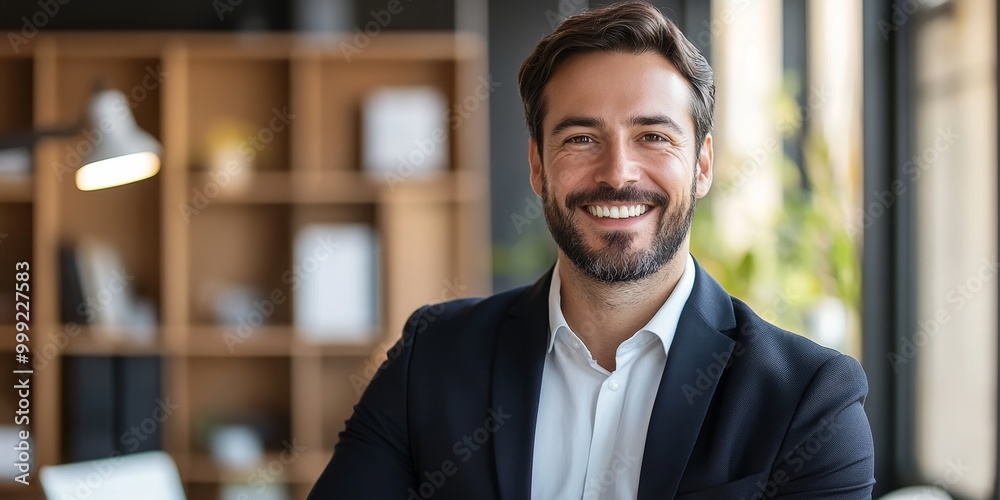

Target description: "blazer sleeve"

left=307, top=306, right=427, bottom=499
left=770, top=354, right=876, bottom=499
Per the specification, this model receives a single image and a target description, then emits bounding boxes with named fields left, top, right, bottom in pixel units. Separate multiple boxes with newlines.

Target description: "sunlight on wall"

left=914, top=0, right=997, bottom=495
left=694, top=0, right=863, bottom=358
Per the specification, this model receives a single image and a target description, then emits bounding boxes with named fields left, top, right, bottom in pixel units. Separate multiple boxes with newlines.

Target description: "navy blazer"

left=309, top=260, right=875, bottom=499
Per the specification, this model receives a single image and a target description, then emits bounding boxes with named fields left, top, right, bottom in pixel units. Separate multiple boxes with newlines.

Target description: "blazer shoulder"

left=732, top=298, right=868, bottom=412
left=729, top=296, right=848, bottom=371
left=723, top=297, right=871, bottom=463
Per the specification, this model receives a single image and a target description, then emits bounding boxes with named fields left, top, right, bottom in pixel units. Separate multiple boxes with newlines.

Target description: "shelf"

left=187, top=170, right=371, bottom=204
left=0, top=175, right=32, bottom=203
left=384, top=169, right=487, bottom=204
left=181, top=451, right=333, bottom=484
left=187, top=170, right=485, bottom=205
left=188, top=325, right=379, bottom=357
left=59, top=326, right=164, bottom=356
left=295, top=32, right=484, bottom=62
left=1, top=31, right=489, bottom=482
left=183, top=452, right=316, bottom=484
left=188, top=325, right=293, bottom=356
left=295, top=338, right=379, bottom=358
left=0, top=325, right=381, bottom=357
left=0, top=32, right=483, bottom=61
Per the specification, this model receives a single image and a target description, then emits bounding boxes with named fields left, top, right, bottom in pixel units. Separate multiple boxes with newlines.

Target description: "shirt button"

left=609, top=381, right=621, bottom=391
left=571, top=339, right=582, bottom=349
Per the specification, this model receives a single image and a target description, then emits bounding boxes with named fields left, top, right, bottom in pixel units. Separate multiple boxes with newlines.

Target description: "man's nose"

left=593, top=138, right=641, bottom=189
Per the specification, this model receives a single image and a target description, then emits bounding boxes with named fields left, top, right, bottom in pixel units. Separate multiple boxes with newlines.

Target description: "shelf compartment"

left=188, top=204, right=292, bottom=327
left=55, top=178, right=162, bottom=332
left=51, top=56, right=162, bottom=135
left=0, top=58, right=33, bottom=138
left=318, top=58, right=456, bottom=173
left=187, top=357, right=292, bottom=455
left=187, top=57, right=292, bottom=173
left=49, top=57, right=165, bottom=330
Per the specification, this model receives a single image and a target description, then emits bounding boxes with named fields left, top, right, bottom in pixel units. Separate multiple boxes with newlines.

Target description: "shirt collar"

left=546, top=253, right=697, bottom=356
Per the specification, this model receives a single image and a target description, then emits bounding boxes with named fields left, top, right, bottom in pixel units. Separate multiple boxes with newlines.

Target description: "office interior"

left=0, top=0, right=996, bottom=498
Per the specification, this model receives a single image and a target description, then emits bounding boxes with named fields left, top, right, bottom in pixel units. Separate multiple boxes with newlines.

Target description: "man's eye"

left=566, top=136, right=593, bottom=144
left=642, top=133, right=667, bottom=142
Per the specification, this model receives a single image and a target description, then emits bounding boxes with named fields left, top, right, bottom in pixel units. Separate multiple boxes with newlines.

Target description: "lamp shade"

left=75, top=89, right=162, bottom=191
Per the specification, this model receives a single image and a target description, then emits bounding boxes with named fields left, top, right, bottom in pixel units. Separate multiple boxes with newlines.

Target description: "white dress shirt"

left=530, top=254, right=696, bottom=500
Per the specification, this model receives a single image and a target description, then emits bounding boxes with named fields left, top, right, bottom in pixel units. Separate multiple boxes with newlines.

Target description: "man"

left=309, top=2, right=875, bottom=499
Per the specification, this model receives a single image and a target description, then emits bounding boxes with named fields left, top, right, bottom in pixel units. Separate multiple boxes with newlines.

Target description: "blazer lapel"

left=637, top=260, right=738, bottom=500
left=491, top=267, right=552, bottom=500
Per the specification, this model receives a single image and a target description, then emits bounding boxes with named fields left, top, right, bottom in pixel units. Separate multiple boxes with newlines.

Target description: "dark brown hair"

left=517, top=1, right=715, bottom=157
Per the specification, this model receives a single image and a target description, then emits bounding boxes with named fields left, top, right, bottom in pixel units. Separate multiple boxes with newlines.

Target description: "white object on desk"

left=40, top=451, right=186, bottom=500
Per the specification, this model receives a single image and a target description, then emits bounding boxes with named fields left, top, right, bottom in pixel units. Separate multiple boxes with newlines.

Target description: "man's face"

left=529, top=51, right=714, bottom=283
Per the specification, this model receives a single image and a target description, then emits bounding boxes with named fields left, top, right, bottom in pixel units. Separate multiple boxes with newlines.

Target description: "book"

left=61, top=356, right=116, bottom=461
left=362, top=86, right=449, bottom=178
left=61, top=356, right=163, bottom=461
left=58, top=245, right=88, bottom=324
left=75, top=238, right=135, bottom=330
left=0, top=148, right=30, bottom=175
left=292, top=224, right=379, bottom=342
left=61, top=238, right=157, bottom=342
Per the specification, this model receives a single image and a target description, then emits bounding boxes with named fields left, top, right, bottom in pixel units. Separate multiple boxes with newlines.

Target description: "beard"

left=542, top=170, right=697, bottom=283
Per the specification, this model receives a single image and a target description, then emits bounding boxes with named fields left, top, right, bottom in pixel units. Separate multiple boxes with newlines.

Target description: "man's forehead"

left=541, top=51, right=696, bottom=133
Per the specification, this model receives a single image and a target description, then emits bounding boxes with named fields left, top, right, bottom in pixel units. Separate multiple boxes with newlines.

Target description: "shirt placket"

left=581, top=335, right=648, bottom=499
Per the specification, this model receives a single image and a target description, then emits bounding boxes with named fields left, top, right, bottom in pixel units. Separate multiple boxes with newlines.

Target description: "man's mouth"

left=584, top=204, right=651, bottom=219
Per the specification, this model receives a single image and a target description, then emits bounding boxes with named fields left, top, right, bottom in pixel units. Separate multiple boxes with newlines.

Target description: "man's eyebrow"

left=629, top=115, right=685, bottom=136
left=549, top=116, right=605, bottom=137
left=548, top=115, right=686, bottom=137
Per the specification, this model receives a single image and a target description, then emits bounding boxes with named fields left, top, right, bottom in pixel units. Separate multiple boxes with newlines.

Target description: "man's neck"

left=558, top=247, right=688, bottom=372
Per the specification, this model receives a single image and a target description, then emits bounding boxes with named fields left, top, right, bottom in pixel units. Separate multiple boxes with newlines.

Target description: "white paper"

left=293, top=224, right=379, bottom=342
left=362, top=86, right=449, bottom=177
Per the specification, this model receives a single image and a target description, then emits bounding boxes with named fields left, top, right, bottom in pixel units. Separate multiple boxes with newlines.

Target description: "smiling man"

left=309, top=2, right=875, bottom=499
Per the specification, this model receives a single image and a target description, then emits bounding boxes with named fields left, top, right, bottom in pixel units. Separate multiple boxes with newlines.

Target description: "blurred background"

left=0, top=0, right=995, bottom=498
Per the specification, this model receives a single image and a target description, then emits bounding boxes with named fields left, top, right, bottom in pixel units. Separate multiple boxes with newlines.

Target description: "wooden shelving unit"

left=0, top=32, right=489, bottom=500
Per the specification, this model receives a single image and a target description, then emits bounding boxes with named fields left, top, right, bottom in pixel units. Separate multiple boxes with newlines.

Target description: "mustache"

left=564, top=185, right=669, bottom=209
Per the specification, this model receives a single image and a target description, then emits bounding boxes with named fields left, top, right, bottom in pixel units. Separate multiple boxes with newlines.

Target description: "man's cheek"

left=550, top=161, right=583, bottom=187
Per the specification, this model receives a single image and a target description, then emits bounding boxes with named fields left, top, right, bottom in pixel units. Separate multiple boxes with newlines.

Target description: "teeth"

left=587, top=204, right=649, bottom=219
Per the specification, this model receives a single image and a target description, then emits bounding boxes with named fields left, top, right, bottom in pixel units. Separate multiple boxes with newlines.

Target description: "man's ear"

left=529, top=136, right=544, bottom=198
left=695, top=133, right=714, bottom=198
